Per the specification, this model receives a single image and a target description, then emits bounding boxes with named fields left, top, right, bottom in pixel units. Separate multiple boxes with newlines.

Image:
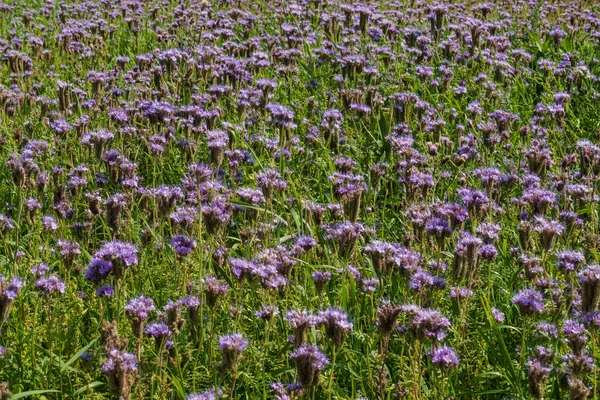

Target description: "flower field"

left=0, top=0, right=599, bottom=398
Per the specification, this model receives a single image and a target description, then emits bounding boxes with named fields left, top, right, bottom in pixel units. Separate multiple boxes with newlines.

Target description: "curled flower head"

left=557, top=250, right=585, bottom=273
left=375, top=300, right=402, bottom=335
left=169, top=235, right=197, bottom=257
left=85, top=241, right=138, bottom=283
left=405, top=306, right=451, bottom=342
left=430, top=345, right=459, bottom=369
left=286, top=309, right=318, bottom=348
left=35, top=275, right=66, bottom=295
left=578, top=265, right=600, bottom=314
left=186, top=387, right=223, bottom=400
left=125, top=296, right=155, bottom=321
left=513, top=288, right=544, bottom=316
left=289, top=344, right=329, bottom=387
left=102, top=349, right=137, bottom=400
left=125, top=296, right=155, bottom=338
left=316, top=308, right=353, bottom=347
left=218, top=333, right=248, bottom=371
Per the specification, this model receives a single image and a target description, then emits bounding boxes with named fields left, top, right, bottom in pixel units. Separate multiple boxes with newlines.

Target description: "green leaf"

left=479, top=296, right=522, bottom=397
left=63, top=336, right=99, bottom=372
left=457, top=388, right=510, bottom=396
left=36, top=345, right=73, bottom=374
left=11, top=389, right=60, bottom=399
left=71, top=381, right=105, bottom=397
left=168, top=376, right=186, bottom=400
left=266, top=366, right=294, bottom=377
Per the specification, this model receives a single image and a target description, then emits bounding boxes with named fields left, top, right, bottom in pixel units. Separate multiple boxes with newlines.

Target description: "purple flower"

left=316, top=308, right=353, bottom=347
left=103, top=349, right=137, bottom=374
left=207, top=130, right=229, bottom=149
left=457, top=188, right=489, bottom=213
left=563, top=353, right=594, bottom=377
left=513, top=288, right=544, bottom=315
left=229, top=258, right=258, bottom=281
left=557, top=250, right=585, bottom=273
left=286, top=309, right=318, bottom=347
left=256, top=168, right=287, bottom=198
left=103, top=349, right=137, bottom=399
left=25, top=197, right=41, bottom=216
left=476, top=223, right=501, bottom=243
left=289, top=344, right=329, bottom=387
left=578, top=265, right=600, bottom=313
left=409, top=269, right=434, bottom=292
left=270, top=381, right=300, bottom=400
left=449, top=287, right=474, bottom=300
left=201, top=197, right=232, bottom=233
left=179, top=295, right=201, bottom=310
left=145, top=321, right=171, bottom=338
left=363, top=240, right=396, bottom=277
left=563, top=319, right=587, bottom=354
left=154, top=185, right=184, bottom=215
left=430, top=345, right=459, bottom=369
left=474, top=167, right=502, bottom=189
left=0, top=276, right=23, bottom=302
left=391, top=246, right=421, bottom=274
left=236, top=187, right=266, bottom=208
left=85, top=241, right=138, bottom=283
left=125, top=296, right=155, bottom=321
left=169, top=235, right=197, bottom=257
left=186, top=387, right=223, bottom=400
left=170, top=206, right=198, bottom=229
left=125, top=296, right=155, bottom=338
left=81, top=129, right=114, bottom=152
left=533, top=217, right=563, bottom=251
left=0, top=215, right=14, bottom=235
left=108, top=108, right=129, bottom=124
left=322, top=220, right=366, bottom=257
left=256, top=305, right=279, bottom=321
left=359, top=277, right=379, bottom=293
left=292, top=236, right=317, bottom=255
left=311, top=271, right=331, bottom=293
left=96, top=285, right=114, bottom=297
left=145, top=321, right=172, bottom=350
left=42, top=215, right=58, bottom=232
left=219, top=333, right=248, bottom=370
left=521, top=188, right=556, bottom=215
left=408, top=307, right=451, bottom=342
left=453, top=232, right=483, bottom=283
left=492, top=308, right=505, bottom=323
left=0, top=276, right=23, bottom=321
left=527, top=359, right=551, bottom=399
left=35, top=275, right=66, bottom=295
left=30, top=263, right=50, bottom=277
left=203, top=277, right=228, bottom=307
left=56, top=240, right=81, bottom=267
left=426, top=217, right=452, bottom=240
left=536, top=322, right=558, bottom=339
left=49, top=119, right=72, bottom=135
left=479, top=244, right=498, bottom=261
left=266, top=103, right=295, bottom=129
left=349, top=103, right=371, bottom=115
left=85, top=259, right=113, bottom=283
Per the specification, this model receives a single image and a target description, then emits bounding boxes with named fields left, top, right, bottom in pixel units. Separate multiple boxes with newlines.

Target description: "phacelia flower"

left=289, top=344, right=329, bottom=387
left=430, top=345, right=460, bottom=369
left=513, top=288, right=544, bottom=316
left=218, top=333, right=248, bottom=371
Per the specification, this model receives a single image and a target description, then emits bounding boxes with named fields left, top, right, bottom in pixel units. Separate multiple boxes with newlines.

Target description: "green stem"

left=328, top=346, right=337, bottom=399
left=593, top=331, right=597, bottom=400
left=230, top=364, right=239, bottom=399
